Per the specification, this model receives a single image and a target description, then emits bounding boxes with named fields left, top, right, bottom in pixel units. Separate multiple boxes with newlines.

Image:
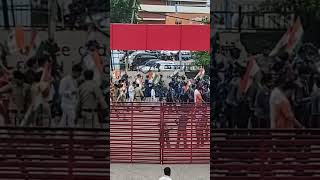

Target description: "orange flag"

left=92, top=49, right=103, bottom=74
left=239, top=57, right=260, bottom=94
left=15, top=26, right=25, bottom=50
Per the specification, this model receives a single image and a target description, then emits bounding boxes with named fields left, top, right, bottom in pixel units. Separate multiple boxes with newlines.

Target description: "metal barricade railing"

left=211, top=129, right=320, bottom=179
left=0, top=127, right=109, bottom=179
left=110, top=102, right=210, bottom=164
left=0, top=106, right=107, bottom=129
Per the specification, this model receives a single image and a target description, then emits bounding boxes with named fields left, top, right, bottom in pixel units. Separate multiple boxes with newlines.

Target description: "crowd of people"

left=110, top=71, right=210, bottom=104
left=0, top=38, right=108, bottom=128
left=212, top=41, right=320, bottom=129
left=110, top=69, right=211, bottom=149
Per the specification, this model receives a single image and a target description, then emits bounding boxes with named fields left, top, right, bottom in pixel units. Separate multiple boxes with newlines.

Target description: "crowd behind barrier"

left=212, top=42, right=320, bottom=129
left=111, top=102, right=210, bottom=164
left=0, top=38, right=108, bottom=128
left=111, top=69, right=210, bottom=104
left=211, top=129, right=320, bottom=178
left=0, top=127, right=109, bottom=179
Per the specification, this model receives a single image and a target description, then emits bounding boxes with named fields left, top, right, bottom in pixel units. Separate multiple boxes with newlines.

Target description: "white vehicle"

left=140, top=60, right=176, bottom=73
left=136, top=59, right=159, bottom=71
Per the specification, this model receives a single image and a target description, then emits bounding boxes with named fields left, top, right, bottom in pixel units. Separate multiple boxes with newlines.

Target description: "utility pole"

left=131, top=0, right=137, bottom=24
left=48, top=0, right=57, bottom=40
left=125, top=51, right=129, bottom=74
left=225, top=0, right=232, bottom=29
left=2, top=0, right=9, bottom=29
left=128, top=0, right=135, bottom=73
left=175, top=3, right=182, bottom=72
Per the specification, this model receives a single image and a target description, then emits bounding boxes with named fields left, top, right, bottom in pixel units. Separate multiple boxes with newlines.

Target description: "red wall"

left=110, top=24, right=210, bottom=51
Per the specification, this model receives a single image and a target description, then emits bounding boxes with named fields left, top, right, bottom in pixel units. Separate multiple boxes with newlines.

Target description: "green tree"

left=110, top=0, right=140, bottom=23
left=190, top=17, right=210, bottom=71
left=192, top=51, right=210, bottom=71
left=201, top=16, right=210, bottom=24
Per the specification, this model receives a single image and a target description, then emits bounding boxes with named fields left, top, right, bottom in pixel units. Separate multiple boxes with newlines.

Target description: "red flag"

left=15, top=26, right=25, bottom=50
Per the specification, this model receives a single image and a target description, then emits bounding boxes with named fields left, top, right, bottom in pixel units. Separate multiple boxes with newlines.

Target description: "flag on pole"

left=26, top=30, right=38, bottom=56
left=15, top=26, right=25, bottom=51
left=269, top=17, right=304, bottom=57
left=6, top=26, right=25, bottom=54
left=195, top=67, right=205, bottom=79
left=239, top=57, right=260, bottom=94
left=112, top=70, right=120, bottom=79
left=152, top=73, right=159, bottom=85
left=92, top=49, right=103, bottom=74
left=147, top=71, right=153, bottom=81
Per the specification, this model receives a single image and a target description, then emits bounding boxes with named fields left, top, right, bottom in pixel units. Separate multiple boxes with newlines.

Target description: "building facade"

left=213, top=0, right=293, bottom=31
left=138, top=0, right=209, bottom=24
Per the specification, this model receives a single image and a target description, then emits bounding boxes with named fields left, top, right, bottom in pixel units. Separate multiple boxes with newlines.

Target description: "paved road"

left=111, top=164, right=209, bottom=180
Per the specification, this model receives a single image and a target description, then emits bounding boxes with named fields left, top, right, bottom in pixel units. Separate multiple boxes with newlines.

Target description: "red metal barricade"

left=0, top=127, right=109, bottom=179
left=212, top=129, right=320, bottom=179
left=110, top=102, right=210, bottom=164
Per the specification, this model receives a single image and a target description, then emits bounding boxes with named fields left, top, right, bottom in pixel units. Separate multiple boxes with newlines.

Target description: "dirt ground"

left=110, top=164, right=209, bottom=180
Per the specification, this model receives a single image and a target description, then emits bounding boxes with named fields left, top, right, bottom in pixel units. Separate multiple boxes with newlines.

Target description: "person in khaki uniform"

left=134, top=83, right=144, bottom=102
left=134, top=83, right=144, bottom=112
left=79, top=70, right=107, bottom=128
left=0, top=71, right=30, bottom=126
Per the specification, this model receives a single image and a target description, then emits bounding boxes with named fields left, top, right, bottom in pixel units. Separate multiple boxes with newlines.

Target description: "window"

left=164, top=65, right=172, bottom=69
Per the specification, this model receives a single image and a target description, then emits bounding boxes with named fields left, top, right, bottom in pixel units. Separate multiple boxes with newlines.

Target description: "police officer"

left=0, top=71, right=30, bottom=126
left=79, top=70, right=107, bottom=128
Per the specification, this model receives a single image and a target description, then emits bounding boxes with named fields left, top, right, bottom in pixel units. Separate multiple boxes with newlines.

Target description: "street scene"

left=110, top=0, right=210, bottom=180
left=0, top=0, right=109, bottom=179
left=212, top=0, right=320, bottom=178
left=0, top=0, right=109, bottom=128
left=212, top=0, right=320, bottom=129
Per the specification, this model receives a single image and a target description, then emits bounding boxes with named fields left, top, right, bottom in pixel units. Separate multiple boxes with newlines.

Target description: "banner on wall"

left=0, top=30, right=109, bottom=74
left=110, top=24, right=210, bottom=51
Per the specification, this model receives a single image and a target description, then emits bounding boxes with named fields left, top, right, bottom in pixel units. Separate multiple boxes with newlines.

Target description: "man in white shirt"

left=151, top=86, right=157, bottom=102
left=128, top=82, right=135, bottom=102
left=159, top=167, right=172, bottom=180
left=83, top=41, right=102, bottom=86
left=58, top=64, right=82, bottom=127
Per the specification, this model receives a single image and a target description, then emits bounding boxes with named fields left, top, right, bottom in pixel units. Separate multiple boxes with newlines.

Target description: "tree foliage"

left=193, top=51, right=210, bottom=71
left=201, top=16, right=210, bottom=24
left=193, top=18, right=210, bottom=71
left=110, top=0, right=140, bottom=23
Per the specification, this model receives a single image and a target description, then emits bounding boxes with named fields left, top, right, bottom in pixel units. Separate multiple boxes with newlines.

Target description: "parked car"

left=131, top=54, right=158, bottom=70
left=136, top=59, right=159, bottom=70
